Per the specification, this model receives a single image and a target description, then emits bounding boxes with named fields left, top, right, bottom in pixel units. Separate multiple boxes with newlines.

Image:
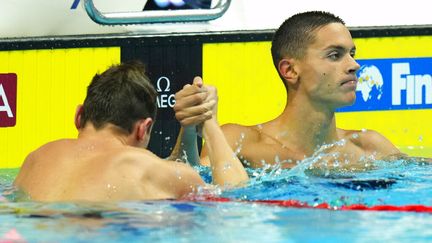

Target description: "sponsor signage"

left=122, top=43, right=203, bottom=158
left=0, top=73, right=17, bottom=127
left=339, top=58, right=432, bottom=112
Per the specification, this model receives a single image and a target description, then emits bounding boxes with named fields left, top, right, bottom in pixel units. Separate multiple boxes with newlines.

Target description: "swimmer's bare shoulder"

left=339, top=128, right=402, bottom=159
left=15, top=141, right=204, bottom=201
left=221, top=123, right=262, bottom=147
left=14, top=139, right=75, bottom=184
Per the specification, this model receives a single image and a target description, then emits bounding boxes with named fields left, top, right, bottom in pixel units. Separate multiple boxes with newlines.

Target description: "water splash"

left=233, top=132, right=245, bottom=156
left=283, top=138, right=348, bottom=179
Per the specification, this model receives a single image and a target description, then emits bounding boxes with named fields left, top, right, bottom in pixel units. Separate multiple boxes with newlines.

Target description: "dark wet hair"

left=271, top=11, right=345, bottom=68
left=80, top=60, right=157, bottom=133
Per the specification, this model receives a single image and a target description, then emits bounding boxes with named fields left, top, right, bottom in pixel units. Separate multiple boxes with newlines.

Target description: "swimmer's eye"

left=350, top=50, right=356, bottom=58
left=327, top=51, right=341, bottom=61
left=327, top=49, right=356, bottom=61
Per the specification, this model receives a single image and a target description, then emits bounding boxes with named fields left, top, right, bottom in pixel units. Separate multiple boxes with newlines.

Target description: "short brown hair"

left=80, top=60, right=157, bottom=133
left=271, top=11, right=345, bottom=68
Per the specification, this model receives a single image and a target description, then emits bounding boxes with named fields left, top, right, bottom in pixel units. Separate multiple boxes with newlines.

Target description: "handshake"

left=174, top=76, right=218, bottom=129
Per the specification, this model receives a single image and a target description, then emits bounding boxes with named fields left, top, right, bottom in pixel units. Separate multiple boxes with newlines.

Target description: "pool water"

left=1, top=160, right=432, bottom=242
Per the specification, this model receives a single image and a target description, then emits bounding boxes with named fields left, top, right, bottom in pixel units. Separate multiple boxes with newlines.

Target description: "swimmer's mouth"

left=340, top=78, right=358, bottom=86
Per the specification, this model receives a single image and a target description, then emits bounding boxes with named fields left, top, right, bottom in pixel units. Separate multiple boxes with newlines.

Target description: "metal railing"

left=84, top=0, right=231, bottom=25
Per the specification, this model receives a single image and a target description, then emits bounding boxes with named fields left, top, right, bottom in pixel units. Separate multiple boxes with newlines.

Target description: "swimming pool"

left=1, top=159, right=432, bottom=242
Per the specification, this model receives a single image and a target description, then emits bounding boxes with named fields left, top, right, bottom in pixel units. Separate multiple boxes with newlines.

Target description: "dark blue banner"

left=338, top=57, right=432, bottom=112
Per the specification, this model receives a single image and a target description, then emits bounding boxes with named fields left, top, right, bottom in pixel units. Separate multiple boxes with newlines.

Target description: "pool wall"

left=1, top=28, right=432, bottom=168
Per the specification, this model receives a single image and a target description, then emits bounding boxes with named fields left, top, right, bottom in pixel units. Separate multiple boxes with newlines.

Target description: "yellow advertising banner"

left=0, top=47, right=120, bottom=168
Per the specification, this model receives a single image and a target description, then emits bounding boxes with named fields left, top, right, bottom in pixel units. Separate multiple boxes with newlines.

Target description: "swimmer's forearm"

left=203, top=119, right=248, bottom=187
left=166, top=126, right=200, bottom=166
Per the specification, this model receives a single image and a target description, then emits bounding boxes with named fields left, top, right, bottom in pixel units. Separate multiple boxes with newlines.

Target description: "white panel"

left=0, top=0, right=430, bottom=38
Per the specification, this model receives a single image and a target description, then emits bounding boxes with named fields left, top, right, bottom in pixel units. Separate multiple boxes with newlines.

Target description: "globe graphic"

left=356, top=65, right=384, bottom=102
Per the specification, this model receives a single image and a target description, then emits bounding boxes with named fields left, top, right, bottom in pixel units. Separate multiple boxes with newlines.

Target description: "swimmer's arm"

left=169, top=77, right=212, bottom=166
left=166, top=126, right=200, bottom=166
left=202, top=120, right=249, bottom=187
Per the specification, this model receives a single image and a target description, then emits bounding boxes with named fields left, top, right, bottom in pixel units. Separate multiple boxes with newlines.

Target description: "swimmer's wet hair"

left=80, top=60, right=157, bottom=133
left=271, top=11, right=345, bottom=68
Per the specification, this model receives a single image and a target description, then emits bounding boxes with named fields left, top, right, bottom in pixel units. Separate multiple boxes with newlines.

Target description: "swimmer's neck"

left=275, top=100, right=339, bottom=154
left=77, top=122, right=131, bottom=146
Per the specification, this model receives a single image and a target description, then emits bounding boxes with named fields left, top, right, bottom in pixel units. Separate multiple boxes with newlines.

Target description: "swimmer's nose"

left=348, top=56, right=360, bottom=74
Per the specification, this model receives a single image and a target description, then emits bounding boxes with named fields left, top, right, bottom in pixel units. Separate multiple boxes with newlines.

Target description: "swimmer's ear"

left=278, top=58, right=299, bottom=85
left=74, top=105, right=83, bottom=129
left=136, top=118, right=153, bottom=141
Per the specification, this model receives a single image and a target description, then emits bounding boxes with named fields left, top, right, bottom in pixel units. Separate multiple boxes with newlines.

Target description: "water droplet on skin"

left=333, top=160, right=340, bottom=168
left=240, top=133, right=245, bottom=140
left=178, top=150, right=188, bottom=162
left=322, top=160, right=328, bottom=168
left=352, top=133, right=359, bottom=139
left=257, top=124, right=263, bottom=130
left=223, top=162, right=232, bottom=170
left=175, top=169, right=182, bottom=180
left=278, top=131, right=288, bottom=138
left=361, top=128, right=367, bottom=133
left=336, top=139, right=346, bottom=146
